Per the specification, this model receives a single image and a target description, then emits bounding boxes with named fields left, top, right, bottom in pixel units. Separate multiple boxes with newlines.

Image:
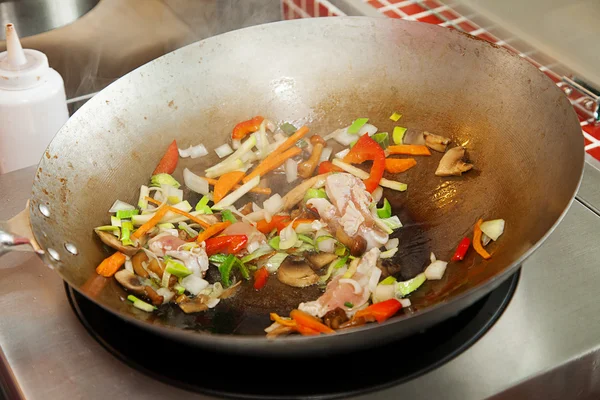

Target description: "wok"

left=0, top=17, right=584, bottom=356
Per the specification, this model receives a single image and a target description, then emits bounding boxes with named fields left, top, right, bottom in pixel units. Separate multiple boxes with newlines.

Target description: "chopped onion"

left=284, top=158, right=298, bottom=183
left=368, top=268, right=382, bottom=294
left=424, top=260, right=448, bottom=280
left=212, top=176, right=260, bottom=210
left=179, top=143, right=208, bottom=159
left=482, top=233, right=492, bottom=246
left=262, top=252, right=289, bottom=273
left=385, top=238, right=399, bottom=251
left=380, top=248, right=398, bottom=259
left=315, top=230, right=335, bottom=252
left=480, top=219, right=505, bottom=241
left=339, top=278, right=362, bottom=294
left=333, top=128, right=357, bottom=146
left=231, top=139, right=241, bottom=150
left=358, top=123, right=378, bottom=136
left=263, top=194, right=283, bottom=215
left=273, top=132, right=286, bottom=142
left=279, top=222, right=297, bottom=250
left=399, top=298, right=412, bottom=307
left=335, top=148, right=350, bottom=159
left=319, top=147, right=333, bottom=163
left=108, top=200, right=135, bottom=213
left=183, top=168, right=209, bottom=195
left=124, top=258, right=134, bottom=273
left=206, top=298, right=220, bottom=308
left=156, top=288, right=174, bottom=304
left=373, top=283, right=395, bottom=303
left=181, top=275, right=209, bottom=295
left=215, top=143, right=234, bottom=158
left=245, top=210, right=266, bottom=222
left=430, top=252, right=437, bottom=263
left=205, top=134, right=257, bottom=178
left=372, top=186, right=383, bottom=203
left=138, top=185, right=150, bottom=210
left=178, top=221, right=198, bottom=238
left=161, top=270, right=172, bottom=288
left=295, top=223, right=314, bottom=234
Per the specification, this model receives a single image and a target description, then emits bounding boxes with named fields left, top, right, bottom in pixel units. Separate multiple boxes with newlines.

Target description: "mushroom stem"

left=297, top=135, right=326, bottom=179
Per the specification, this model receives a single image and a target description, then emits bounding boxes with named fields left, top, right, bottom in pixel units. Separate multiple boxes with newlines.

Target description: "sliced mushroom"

left=435, top=146, right=473, bottom=177
left=144, top=285, right=164, bottom=306
left=305, top=252, right=338, bottom=270
left=297, top=135, right=326, bottom=179
left=266, top=324, right=295, bottom=338
left=402, top=129, right=426, bottom=145
left=424, top=132, right=451, bottom=152
left=335, top=226, right=366, bottom=257
left=131, top=251, right=149, bottom=278
left=277, top=259, right=320, bottom=287
left=282, top=173, right=330, bottom=211
left=94, top=229, right=139, bottom=256
left=323, top=307, right=349, bottom=329
left=178, top=294, right=210, bottom=314
left=114, top=270, right=146, bottom=296
left=239, top=202, right=254, bottom=215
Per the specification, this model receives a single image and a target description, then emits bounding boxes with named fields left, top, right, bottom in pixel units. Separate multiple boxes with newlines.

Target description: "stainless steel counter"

left=1, top=160, right=600, bottom=399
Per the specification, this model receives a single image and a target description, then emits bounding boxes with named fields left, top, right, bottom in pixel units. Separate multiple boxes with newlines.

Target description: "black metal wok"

left=0, top=17, right=584, bottom=356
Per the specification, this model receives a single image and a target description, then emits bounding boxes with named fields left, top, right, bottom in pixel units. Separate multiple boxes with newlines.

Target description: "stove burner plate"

left=66, top=270, right=519, bottom=399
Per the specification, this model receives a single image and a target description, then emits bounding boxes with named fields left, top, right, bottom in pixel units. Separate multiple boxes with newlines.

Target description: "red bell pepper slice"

left=317, top=160, right=343, bottom=175
left=354, top=299, right=402, bottom=323
left=342, top=134, right=386, bottom=193
left=204, top=235, right=248, bottom=257
left=253, top=266, right=269, bottom=290
left=153, top=140, right=179, bottom=175
left=451, top=237, right=471, bottom=261
left=256, top=215, right=291, bottom=234
left=232, top=116, right=264, bottom=140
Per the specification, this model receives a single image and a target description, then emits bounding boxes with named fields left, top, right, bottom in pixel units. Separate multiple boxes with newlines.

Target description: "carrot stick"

left=295, top=324, right=321, bottom=336
left=243, top=146, right=302, bottom=184
left=270, top=313, right=297, bottom=328
left=473, top=219, right=492, bottom=260
left=214, top=171, right=245, bottom=204
left=96, top=251, right=127, bottom=277
left=201, top=177, right=271, bottom=195
left=242, top=126, right=309, bottom=183
left=290, top=309, right=335, bottom=334
left=132, top=207, right=169, bottom=239
left=385, top=158, right=417, bottom=173
left=387, top=144, right=431, bottom=156
left=196, top=221, right=231, bottom=243
left=145, top=197, right=210, bottom=228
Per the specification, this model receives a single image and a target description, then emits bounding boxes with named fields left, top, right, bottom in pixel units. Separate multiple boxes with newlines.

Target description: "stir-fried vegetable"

left=153, top=140, right=179, bottom=175
left=473, top=219, right=492, bottom=259
left=95, top=111, right=493, bottom=336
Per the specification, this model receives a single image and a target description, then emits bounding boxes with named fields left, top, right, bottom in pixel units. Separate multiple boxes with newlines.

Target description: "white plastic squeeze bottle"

left=0, top=23, right=69, bottom=174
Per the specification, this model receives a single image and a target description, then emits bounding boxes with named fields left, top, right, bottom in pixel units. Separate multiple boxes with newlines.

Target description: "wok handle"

left=0, top=203, right=43, bottom=257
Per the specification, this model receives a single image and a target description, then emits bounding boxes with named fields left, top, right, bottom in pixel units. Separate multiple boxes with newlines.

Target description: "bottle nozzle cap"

left=5, top=23, right=27, bottom=69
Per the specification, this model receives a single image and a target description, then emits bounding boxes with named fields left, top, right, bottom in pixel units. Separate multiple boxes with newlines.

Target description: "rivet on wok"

left=584, top=99, right=595, bottom=111
left=64, top=243, right=78, bottom=255
left=562, top=87, right=572, bottom=96
left=47, top=248, right=60, bottom=261
left=38, top=204, right=50, bottom=217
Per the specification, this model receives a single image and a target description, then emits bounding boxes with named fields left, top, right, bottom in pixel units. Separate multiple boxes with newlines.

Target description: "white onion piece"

left=424, top=260, right=448, bottom=280
left=157, top=288, right=175, bottom=304
left=315, top=230, right=335, bottom=252
left=161, top=270, right=172, bottom=288
left=252, top=202, right=261, bottom=212
left=108, top=200, right=135, bottom=213
left=295, top=223, right=314, bottom=234
left=358, top=123, right=378, bottom=136
left=279, top=222, right=297, bottom=250
left=372, top=186, right=383, bottom=203
left=482, top=233, right=492, bottom=246
left=335, top=148, right=350, bottom=159
left=231, top=139, right=241, bottom=150
left=319, top=147, right=333, bottom=163
left=183, top=168, right=209, bottom=195
left=399, top=298, right=412, bottom=308
left=284, top=158, right=298, bottom=183
left=385, top=238, right=399, bottom=251
left=215, top=143, right=234, bottom=158
left=124, top=259, right=134, bottom=274
left=380, top=248, right=398, bottom=259
left=373, top=283, right=395, bottom=303
left=263, top=194, right=283, bottom=215
left=179, top=144, right=208, bottom=158
left=430, top=252, right=437, bottom=263
left=273, top=132, right=286, bottom=143
left=263, top=211, right=272, bottom=223
left=206, top=298, right=220, bottom=308
left=245, top=210, right=266, bottom=222
left=339, top=278, right=362, bottom=294
left=333, top=128, right=357, bottom=146
left=480, top=219, right=505, bottom=241
left=181, top=275, right=209, bottom=295
left=368, top=268, right=382, bottom=294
